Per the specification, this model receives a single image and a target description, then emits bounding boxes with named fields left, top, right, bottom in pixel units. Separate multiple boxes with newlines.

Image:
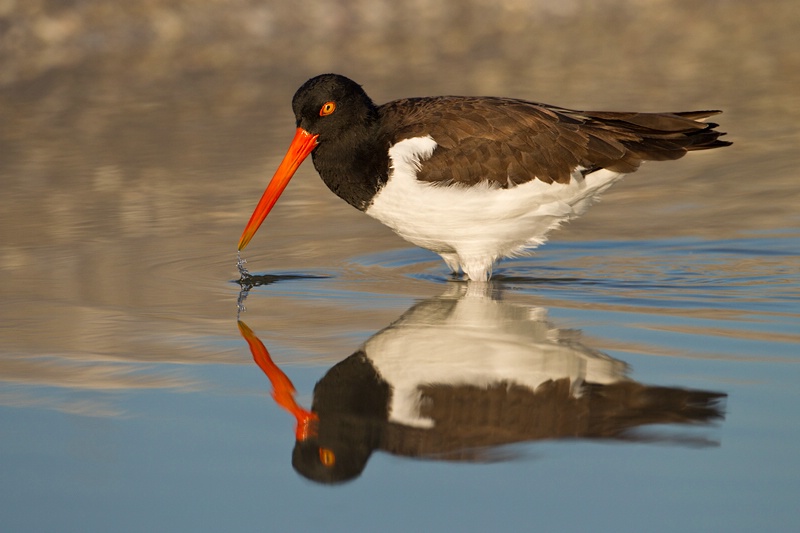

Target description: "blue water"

left=2, top=1, right=799, bottom=527
left=3, top=235, right=797, bottom=533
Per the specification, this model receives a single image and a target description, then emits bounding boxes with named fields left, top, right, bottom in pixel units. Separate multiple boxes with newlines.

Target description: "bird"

left=238, top=74, right=731, bottom=281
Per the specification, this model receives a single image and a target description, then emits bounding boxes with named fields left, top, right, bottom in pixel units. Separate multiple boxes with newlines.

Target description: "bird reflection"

left=238, top=285, right=726, bottom=484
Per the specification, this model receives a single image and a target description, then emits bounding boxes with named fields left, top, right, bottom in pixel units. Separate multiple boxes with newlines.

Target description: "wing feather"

left=378, top=97, right=729, bottom=188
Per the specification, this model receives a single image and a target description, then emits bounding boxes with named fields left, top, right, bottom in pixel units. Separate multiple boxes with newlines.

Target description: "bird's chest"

left=365, top=135, right=502, bottom=252
left=364, top=136, right=625, bottom=257
left=365, top=163, right=585, bottom=255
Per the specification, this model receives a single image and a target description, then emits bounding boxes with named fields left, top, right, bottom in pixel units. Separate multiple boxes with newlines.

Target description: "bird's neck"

left=311, top=125, right=389, bottom=212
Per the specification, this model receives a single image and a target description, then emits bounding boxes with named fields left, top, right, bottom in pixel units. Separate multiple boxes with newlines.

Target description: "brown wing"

left=378, top=97, right=730, bottom=187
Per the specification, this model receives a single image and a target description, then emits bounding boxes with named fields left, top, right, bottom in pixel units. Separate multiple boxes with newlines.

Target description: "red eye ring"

left=320, top=101, right=336, bottom=116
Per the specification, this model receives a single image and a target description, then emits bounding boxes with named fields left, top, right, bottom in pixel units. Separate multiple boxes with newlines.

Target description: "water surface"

left=1, top=1, right=799, bottom=532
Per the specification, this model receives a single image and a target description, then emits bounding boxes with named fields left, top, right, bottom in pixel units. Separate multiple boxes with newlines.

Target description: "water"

left=2, top=1, right=800, bottom=532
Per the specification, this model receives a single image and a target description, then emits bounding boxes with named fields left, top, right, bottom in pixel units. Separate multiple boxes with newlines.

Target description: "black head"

left=290, top=349, right=391, bottom=484
left=291, top=74, right=379, bottom=144
left=291, top=432, right=373, bottom=485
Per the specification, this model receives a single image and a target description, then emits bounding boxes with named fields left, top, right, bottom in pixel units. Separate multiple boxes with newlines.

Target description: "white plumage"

left=367, top=136, right=626, bottom=280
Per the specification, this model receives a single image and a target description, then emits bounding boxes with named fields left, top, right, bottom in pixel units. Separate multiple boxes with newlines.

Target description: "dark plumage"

left=383, top=97, right=729, bottom=187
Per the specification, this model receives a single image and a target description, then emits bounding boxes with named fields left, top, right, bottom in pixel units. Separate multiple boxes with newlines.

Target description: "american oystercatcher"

left=238, top=74, right=731, bottom=280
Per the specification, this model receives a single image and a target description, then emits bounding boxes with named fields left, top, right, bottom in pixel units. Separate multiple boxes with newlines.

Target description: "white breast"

left=366, top=136, right=626, bottom=280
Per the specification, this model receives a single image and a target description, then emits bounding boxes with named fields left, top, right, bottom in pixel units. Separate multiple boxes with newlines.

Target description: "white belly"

left=366, top=136, right=626, bottom=280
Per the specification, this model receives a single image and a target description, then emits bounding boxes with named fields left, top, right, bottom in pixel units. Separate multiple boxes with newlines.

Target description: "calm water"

left=2, top=1, right=800, bottom=532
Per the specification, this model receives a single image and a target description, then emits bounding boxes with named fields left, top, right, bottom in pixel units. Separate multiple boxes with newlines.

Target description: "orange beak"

left=238, top=128, right=319, bottom=251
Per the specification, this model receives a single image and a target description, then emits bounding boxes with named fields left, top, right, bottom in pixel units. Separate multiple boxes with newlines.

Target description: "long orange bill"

left=237, top=321, right=319, bottom=441
left=237, top=128, right=319, bottom=251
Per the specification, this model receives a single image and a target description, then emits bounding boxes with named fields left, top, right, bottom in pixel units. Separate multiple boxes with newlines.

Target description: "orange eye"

left=319, top=447, right=336, bottom=467
left=319, top=101, right=336, bottom=116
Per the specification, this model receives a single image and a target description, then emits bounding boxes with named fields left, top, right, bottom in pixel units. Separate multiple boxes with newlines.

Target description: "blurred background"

left=1, top=1, right=799, bottom=531
left=2, top=0, right=798, bottom=245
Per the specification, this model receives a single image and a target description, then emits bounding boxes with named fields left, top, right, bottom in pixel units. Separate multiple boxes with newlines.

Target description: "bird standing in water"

left=238, top=74, right=730, bottom=280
